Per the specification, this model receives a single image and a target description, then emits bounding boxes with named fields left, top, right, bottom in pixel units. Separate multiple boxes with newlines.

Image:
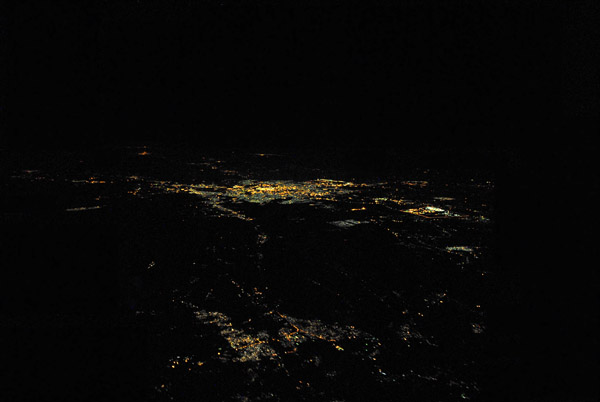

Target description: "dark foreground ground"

left=0, top=146, right=595, bottom=401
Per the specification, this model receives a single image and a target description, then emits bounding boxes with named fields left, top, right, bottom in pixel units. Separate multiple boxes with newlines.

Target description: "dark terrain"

left=2, top=146, right=506, bottom=401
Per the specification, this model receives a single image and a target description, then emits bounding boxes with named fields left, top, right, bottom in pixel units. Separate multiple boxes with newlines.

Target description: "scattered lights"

left=401, top=181, right=428, bottom=187
left=86, top=177, right=107, bottom=184
left=65, top=205, right=104, bottom=212
left=148, top=178, right=364, bottom=217
left=195, top=310, right=277, bottom=362
left=187, top=304, right=375, bottom=365
left=329, top=219, right=364, bottom=228
left=403, top=206, right=463, bottom=219
left=446, top=246, right=474, bottom=253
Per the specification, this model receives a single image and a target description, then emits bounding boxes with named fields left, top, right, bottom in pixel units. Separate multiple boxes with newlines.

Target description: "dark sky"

left=2, top=0, right=597, bottom=151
